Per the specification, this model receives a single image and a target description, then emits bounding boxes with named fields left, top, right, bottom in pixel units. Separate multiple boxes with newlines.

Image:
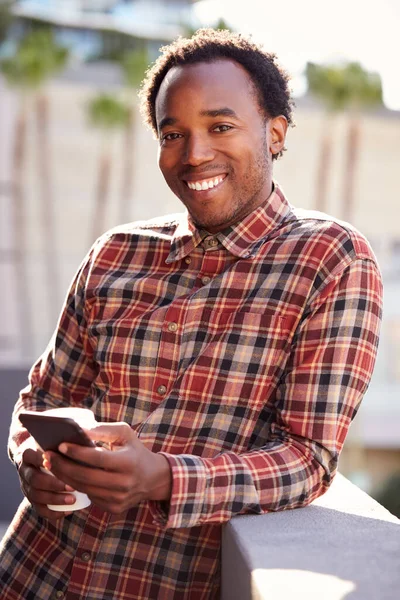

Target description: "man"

left=0, top=29, right=382, bottom=599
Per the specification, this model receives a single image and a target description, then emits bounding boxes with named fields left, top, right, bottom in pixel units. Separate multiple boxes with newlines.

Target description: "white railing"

left=221, top=473, right=400, bottom=600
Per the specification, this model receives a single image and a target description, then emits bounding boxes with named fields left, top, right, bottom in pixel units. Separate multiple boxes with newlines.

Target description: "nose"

left=182, top=133, right=215, bottom=166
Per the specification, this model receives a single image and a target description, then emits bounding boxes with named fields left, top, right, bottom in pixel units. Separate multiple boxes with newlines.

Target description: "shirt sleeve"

left=150, top=256, right=383, bottom=529
left=8, top=245, right=98, bottom=467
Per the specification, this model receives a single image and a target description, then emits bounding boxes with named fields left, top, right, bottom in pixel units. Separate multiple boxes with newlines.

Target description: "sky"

left=193, top=0, right=400, bottom=111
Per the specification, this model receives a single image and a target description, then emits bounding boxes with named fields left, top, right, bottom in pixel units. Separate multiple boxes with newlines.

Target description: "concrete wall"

left=221, top=474, right=400, bottom=600
left=0, top=369, right=27, bottom=521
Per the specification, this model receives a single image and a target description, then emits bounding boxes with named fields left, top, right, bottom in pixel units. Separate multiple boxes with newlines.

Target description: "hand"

left=18, top=447, right=77, bottom=520
left=43, top=422, right=172, bottom=514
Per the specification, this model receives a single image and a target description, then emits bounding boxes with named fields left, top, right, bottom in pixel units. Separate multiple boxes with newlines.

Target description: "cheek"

left=158, top=149, right=176, bottom=177
left=158, top=154, right=170, bottom=183
left=158, top=156, right=180, bottom=191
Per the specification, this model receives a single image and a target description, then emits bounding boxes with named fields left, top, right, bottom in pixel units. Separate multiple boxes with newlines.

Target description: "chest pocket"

left=178, top=308, right=288, bottom=408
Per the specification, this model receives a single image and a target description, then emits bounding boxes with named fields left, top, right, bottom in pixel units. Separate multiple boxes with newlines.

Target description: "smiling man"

left=1, top=29, right=382, bottom=600
left=154, top=58, right=287, bottom=232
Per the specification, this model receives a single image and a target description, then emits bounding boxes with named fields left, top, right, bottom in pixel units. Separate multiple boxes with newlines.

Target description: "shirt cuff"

left=148, top=453, right=208, bottom=529
left=10, top=434, right=37, bottom=469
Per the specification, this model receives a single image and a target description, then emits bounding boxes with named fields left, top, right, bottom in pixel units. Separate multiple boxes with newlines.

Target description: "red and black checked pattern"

left=1, top=185, right=382, bottom=599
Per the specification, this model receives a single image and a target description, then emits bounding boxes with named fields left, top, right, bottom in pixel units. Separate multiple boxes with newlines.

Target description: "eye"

left=213, top=124, right=233, bottom=133
left=162, top=132, right=183, bottom=142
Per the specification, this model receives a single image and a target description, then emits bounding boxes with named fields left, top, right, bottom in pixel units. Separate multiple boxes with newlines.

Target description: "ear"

left=268, top=116, right=288, bottom=156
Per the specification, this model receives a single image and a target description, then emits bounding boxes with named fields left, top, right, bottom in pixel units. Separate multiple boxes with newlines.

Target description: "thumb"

left=86, top=422, right=137, bottom=447
left=22, top=447, right=44, bottom=468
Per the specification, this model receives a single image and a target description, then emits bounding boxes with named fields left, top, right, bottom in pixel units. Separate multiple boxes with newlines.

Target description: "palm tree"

left=1, top=46, right=39, bottom=358
left=118, top=48, right=149, bottom=224
left=0, top=0, right=15, bottom=202
left=1, top=30, right=69, bottom=358
left=0, top=1, right=14, bottom=46
left=306, top=62, right=347, bottom=214
left=306, top=62, right=383, bottom=221
left=338, top=63, right=382, bottom=223
left=21, top=30, right=69, bottom=326
left=87, top=93, right=129, bottom=242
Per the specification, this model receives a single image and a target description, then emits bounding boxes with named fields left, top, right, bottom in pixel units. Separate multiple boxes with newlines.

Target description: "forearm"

left=150, top=437, right=330, bottom=529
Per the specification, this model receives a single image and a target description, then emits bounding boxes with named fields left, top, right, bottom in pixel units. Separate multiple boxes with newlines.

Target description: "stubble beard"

left=191, top=140, right=271, bottom=233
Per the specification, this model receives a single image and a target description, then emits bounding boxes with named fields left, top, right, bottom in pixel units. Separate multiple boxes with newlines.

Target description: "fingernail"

left=59, top=444, right=68, bottom=454
left=65, top=495, right=76, bottom=504
left=65, top=485, right=75, bottom=492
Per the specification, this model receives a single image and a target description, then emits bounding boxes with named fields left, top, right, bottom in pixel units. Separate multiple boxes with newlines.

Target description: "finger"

left=28, top=489, right=77, bottom=508
left=53, top=440, right=134, bottom=473
left=86, top=423, right=136, bottom=447
left=46, top=444, right=108, bottom=471
left=22, top=447, right=44, bottom=468
left=85, top=443, right=138, bottom=474
left=45, top=449, right=132, bottom=489
left=20, top=463, right=73, bottom=493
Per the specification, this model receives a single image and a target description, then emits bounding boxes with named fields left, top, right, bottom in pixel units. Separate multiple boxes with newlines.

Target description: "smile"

left=185, top=175, right=226, bottom=191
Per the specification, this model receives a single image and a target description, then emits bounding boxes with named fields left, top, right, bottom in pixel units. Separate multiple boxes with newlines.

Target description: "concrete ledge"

left=221, top=473, right=400, bottom=600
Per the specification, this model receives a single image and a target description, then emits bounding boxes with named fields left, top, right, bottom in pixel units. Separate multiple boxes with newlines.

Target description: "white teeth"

left=187, top=176, right=224, bottom=191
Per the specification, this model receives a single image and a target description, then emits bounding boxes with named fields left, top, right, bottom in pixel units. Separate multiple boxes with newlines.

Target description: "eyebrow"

left=158, top=116, right=177, bottom=131
left=158, top=107, right=238, bottom=132
left=199, top=107, right=238, bottom=119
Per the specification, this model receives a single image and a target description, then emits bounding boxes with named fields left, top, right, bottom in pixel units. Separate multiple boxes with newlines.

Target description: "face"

left=155, top=59, right=287, bottom=233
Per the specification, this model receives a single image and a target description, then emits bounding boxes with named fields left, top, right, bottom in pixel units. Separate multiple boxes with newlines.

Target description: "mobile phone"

left=19, top=412, right=96, bottom=457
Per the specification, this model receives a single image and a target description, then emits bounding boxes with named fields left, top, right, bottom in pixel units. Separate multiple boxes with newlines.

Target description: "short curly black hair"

left=139, top=28, right=295, bottom=160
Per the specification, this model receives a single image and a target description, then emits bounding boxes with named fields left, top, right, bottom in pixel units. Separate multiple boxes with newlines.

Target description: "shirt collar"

left=166, top=183, right=293, bottom=263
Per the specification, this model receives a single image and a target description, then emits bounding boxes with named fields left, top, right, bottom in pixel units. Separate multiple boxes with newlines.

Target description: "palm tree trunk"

left=36, top=91, right=60, bottom=329
left=314, top=112, right=334, bottom=213
left=342, top=114, right=360, bottom=224
left=91, top=134, right=112, bottom=243
left=12, top=95, right=34, bottom=359
left=119, top=104, right=135, bottom=224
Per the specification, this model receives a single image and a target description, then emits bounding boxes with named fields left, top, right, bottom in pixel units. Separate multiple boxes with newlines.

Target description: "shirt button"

left=81, top=552, right=91, bottom=562
left=167, top=322, right=178, bottom=332
left=157, top=385, right=167, bottom=396
left=54, top=592, right=64, bottom=599
left=209, top=238, right=218, bottom=247
left=184, top=256, right=191, bottom=264
left=201, top=276, right=211, bottom=285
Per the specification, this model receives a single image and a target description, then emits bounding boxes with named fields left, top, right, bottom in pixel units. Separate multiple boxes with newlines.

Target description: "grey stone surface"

left=221, top=473, right=400, bottom=600
left=0, top=369, right=26, bottom=521
left=0, top=523, right=9, bottom=544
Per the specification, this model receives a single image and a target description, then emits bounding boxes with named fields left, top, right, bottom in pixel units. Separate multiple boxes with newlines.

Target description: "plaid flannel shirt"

left=1, top=185, right=382, bottom=599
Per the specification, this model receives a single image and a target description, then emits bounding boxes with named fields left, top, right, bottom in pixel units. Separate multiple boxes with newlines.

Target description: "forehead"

left=155, top=59, right=260, bottom=125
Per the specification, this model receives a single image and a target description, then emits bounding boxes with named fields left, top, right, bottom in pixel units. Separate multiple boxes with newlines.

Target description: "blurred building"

left=10, top=0, right=199, bottom=60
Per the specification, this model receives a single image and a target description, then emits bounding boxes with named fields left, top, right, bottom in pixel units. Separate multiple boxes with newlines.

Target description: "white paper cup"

left=41, top=468, right=91, bottom=511
left=38, top=407, right=97, bottom=512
